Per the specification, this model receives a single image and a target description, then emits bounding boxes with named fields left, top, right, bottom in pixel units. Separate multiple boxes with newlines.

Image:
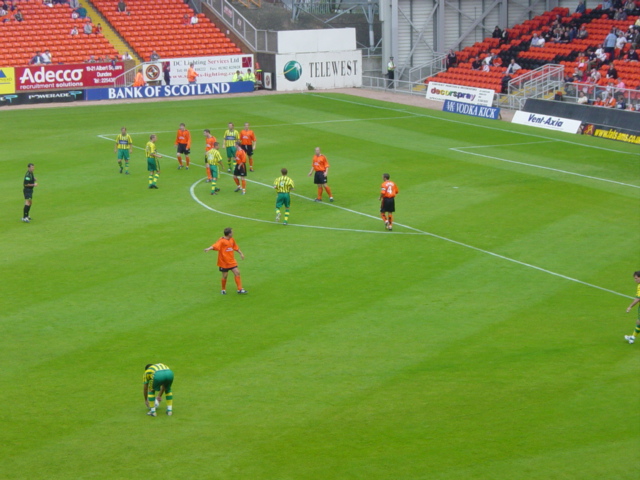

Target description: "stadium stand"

left=91, top=0, right=242, bottom=61
left=0, top=2, right=119, bottom=65
left=424, top=5, right=640, bottom=102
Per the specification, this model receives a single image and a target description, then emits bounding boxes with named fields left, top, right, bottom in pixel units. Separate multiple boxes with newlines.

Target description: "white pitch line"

left=451, top=147, right=640, bottom=189
left=306, top=92, right=640, bottom=156
left=98, top=127, right=633, bottom=299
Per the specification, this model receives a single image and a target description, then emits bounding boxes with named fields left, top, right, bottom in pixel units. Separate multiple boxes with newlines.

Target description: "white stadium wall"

left=274, top=28, right=362, bottom=92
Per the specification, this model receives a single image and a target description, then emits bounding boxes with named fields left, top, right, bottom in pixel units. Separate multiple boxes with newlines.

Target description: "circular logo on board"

left=145, top=64, right=161, bottom=81
left=283, top=61, right=302, bottom=82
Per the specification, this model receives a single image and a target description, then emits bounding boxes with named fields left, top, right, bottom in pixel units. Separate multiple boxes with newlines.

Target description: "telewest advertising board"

left=427, top=81, right=495, bottom=107
left=14, top=63, right=125, bottom=91
left=148, top=54, right=254, bottom=85
left=275, top=50, right=362, bottom=92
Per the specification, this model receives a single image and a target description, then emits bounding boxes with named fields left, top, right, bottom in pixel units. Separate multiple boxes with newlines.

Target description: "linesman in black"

left=22, top=163, right=37, bottom=223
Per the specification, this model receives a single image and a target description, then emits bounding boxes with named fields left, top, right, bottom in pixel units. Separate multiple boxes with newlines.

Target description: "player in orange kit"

left=379, top=173, right=399, bottom=231
left=175, top=123, right=191, bottom=170
left=233, top=140, right=248, bottom=194
left=204, top=227, right=247, bottom=295
left=239, top=122, right=257, bottom=172
left=203, top=129, right=216, bottom=182
left=308, top=146, right=333, bottom=202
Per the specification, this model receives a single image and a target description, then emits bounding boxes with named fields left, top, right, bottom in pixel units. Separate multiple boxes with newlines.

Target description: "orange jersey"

left=187, top=67, right=198, bottom=82
left=133, top=72, right=144, bottom=87
left=235, top=147, right=247, bottom=165
left=212, top=237, right=240, bottom=269
left=240, top=129, right=256, bottom=146
left=311, top=154, right=329, bottom=172
left=205, top=136, right=216, bottom=152
left=175, top=129, right=191, bottom=148
left=380, top=180, right=399, bottom=198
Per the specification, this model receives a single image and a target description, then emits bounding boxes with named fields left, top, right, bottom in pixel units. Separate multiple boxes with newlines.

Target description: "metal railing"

left=204, top=0, right=277, bottom=53
left=408, top=53, right=447, bottom=84
left=235, top=0, right=262, bottom=7
left=507, top=64, right=565, bottom=110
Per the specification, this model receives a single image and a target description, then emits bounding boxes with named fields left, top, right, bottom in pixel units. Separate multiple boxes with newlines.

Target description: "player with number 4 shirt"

left=380, top=173, right=398, bottom=231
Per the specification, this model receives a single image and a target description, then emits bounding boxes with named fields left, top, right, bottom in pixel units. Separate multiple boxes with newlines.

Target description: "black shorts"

left=381, top=197, right=395, bottom=213
left=23, top=188, right=33, bottom=200
left=234, top=164, right=247, bottom=177
left=314, top=170, right=328, bottom=185
left=219, top=266, right=237, bottom=272
left=177, top=143, right=189, bottom=155
left=240, top=144, right=253, bottom=157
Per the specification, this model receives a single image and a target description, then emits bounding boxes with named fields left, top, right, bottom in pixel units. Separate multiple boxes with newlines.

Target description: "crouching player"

left=143, top=363, right=174, bottom=416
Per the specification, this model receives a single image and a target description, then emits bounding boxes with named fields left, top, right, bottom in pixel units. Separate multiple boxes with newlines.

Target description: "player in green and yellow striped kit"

left=145, top=134, right=161, bottom=189
left=273, top=168, right=295, bottom=225
left=143, top=363, right=174, bottom=416
left=206, top=141, right=224, bottom=195
left=114, top=127, right=133, bottom=174
left=223, top=122, right=240, bottom=172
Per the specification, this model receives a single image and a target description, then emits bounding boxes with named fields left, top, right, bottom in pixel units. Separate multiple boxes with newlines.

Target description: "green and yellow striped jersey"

left=145, top=141, right=158, bottom=158
left=206, top=148, right=223, bottom=166
left=115, top=134, right=133, bottom=149
left=223, top=129, right=239, bottom=147
left=274, top=175, right=294, bottom=193
left=143, top=363, right=171, bottom=384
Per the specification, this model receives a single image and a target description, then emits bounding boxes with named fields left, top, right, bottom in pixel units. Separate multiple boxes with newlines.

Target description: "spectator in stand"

left=29, top=51, right=44, bottom=65
left=567, top=24, right=578, bottom=42
left=445, top=49, right=457, bottom=70
left=575, top=0, right=586, bottom=14
left=471, top=56, right=482, bottom=70
left=86, top=54, right=97, bottom=63
left=576, top=24, right=588, bottom=40
left=117, top=0, right=126, bottom=13
left=0, top=5, right=7, bottom=17
left=163, top=62, right=170, bottom=85
left=604, top=93, right=617, bottom=108
left=604, top=28, right=618, bottom=60
left=500, top=74, right=511, bottom=94
left=577, top=91, right=589, bottom=105
left=492, top=26, right=502, bottom=39
left=632, top=27, right=640, bottom=49
left=41, top=49, right=52, bottom=64
left=122, top=51, right=132, bottom=60
left=187, top=63, right=198, bottom=84
left=133, top=68, right=145, bottom=87
left=93, top=23, right=102, bottom=35
left=530, top=33, right=545, bottom=47
left=150, top=50, right=160, bottom=61
left=623, top=0, right=636, bottom=15
left=69, top=0, right=79, bottom=8
left=83, top=19, right=93, bottom=34
left=43, top=0, right=53, bottom=7
left=182, top=14, right=189, bottom=26
left=499, top=28, right=509, bottom=46
left=190, top=13, right=198, bottom=25
left=594, top=43, right=608, bottom=65
left=590, top=67, right=602, bottom=83
left=616, top=93, right=627, bottom=110
left=576, top=51, right=588, bottom=71
left=505, top=58, right=522, bottom=75
left=606, top=63, right=619, bottom=79
left=616, top=31, right=627, bottom=54
left=626, top=47, right=639, bottom=61
left=70, top=25, right=78, bottom=35
left=74, top=6, right=87, bottom=18
left=614, top=8, right=628, bottom=21
left=13, top=7, right=22, bottom=21
left=602, top=0, right=613, bottom=13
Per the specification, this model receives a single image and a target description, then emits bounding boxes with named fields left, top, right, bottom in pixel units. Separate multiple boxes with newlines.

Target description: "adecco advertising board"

left=427, top=81, right=495, bottom=107
left=14, top=63, right=125, bottom=91
left=275, top=50, right=362, bottom=92
left=149, top=54, right=254, bottom=85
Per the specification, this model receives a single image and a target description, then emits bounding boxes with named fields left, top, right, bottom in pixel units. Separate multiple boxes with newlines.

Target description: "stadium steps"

left=78, top=0, right=142, bottom=63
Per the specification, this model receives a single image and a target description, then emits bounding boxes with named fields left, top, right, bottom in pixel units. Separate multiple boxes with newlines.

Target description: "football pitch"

left=1, top=92, right=639, bottom=479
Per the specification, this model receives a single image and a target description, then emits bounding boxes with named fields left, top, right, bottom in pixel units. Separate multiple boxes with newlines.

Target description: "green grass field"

left=1, top=92, right=639, bottom=480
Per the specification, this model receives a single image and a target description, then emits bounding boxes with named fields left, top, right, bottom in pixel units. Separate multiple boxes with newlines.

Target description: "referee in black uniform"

left=22, top=163, right=37, bottom=223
